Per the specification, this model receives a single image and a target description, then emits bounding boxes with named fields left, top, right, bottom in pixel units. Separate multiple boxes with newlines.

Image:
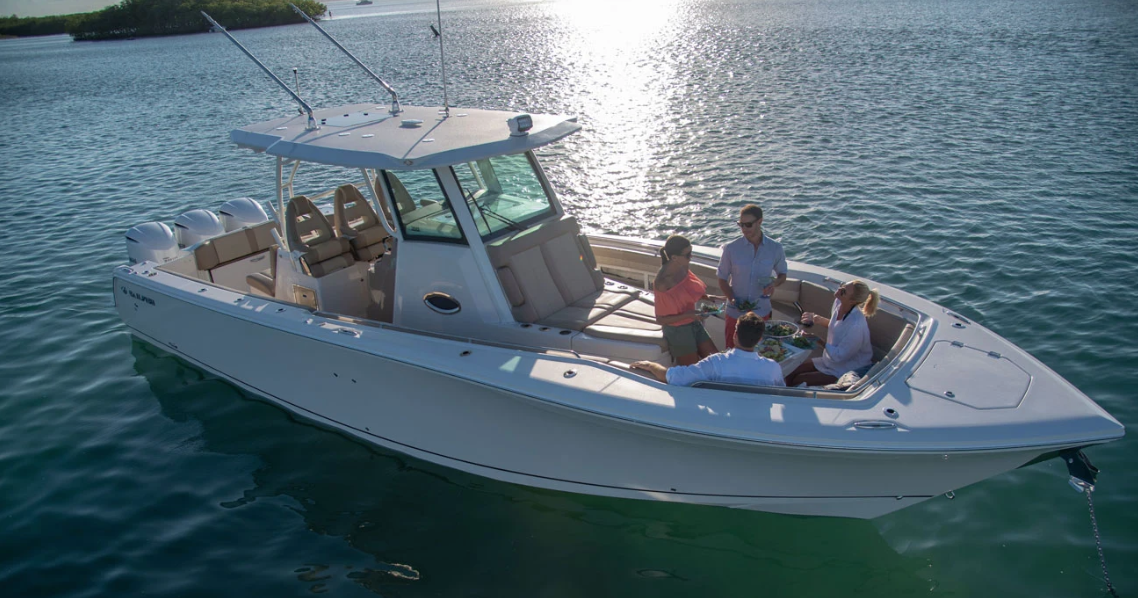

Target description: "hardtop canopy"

left=231, top=104, right=581, bottom=171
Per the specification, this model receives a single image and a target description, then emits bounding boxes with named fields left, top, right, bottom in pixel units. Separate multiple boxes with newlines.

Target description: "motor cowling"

left=173, top=209, right=224, bottom=248
left=218, top=197, right=270, bottom=232
left=125, top=222, right=179, bottom=265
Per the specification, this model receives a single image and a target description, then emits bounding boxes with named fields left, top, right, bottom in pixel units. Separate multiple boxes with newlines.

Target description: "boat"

left=356, top=0, right=372, bottom=5
left=113, top=11, right=1124, bottom=519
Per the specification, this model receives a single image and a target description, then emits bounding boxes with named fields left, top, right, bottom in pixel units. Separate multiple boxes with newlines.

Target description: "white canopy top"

left=230, top=104, right=581, bottom=170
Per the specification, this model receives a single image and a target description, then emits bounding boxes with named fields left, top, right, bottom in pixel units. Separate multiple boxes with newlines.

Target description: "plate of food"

left=758, top=338, right=789, bottom=361
left=735, top=299, right=759, bottom=311
left=765, top=320, right=799, bottom=339
left=695, top=298, right=725, bottom=316
left=787, top=334, right=816, bottom=350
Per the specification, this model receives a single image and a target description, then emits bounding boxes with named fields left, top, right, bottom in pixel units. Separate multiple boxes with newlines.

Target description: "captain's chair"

left=377, top=171, right=417, bottom=217
left=284, top=195, right=354, bottom=277
left=333, top=185, right=390, bottom=262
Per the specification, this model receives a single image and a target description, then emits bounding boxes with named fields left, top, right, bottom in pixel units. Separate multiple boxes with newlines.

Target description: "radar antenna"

left=200, top=12, right=319, bottom=131
left=288, top=4, right=402, bottom=115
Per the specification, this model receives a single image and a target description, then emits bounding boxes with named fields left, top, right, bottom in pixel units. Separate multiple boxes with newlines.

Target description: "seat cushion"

left=304, top=237, right=351, bottom=265
left=307, top=253, right=354, bottom=278
left=584, top=312, right=667, bottom=349
left=539, top=305, right=614, bottom=331
left=353, top=242, right=386, bottom=262
left=542, top=233, right=604, bottom=304
left=351, top=225, right=389, bottom=249
left=504, top=246, right=568, bottom=322
left=247, top=272, right=274, bottom=297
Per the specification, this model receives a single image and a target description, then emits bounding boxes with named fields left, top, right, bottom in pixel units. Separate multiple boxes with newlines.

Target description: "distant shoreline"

left=0, top=0, right=327, bottom=41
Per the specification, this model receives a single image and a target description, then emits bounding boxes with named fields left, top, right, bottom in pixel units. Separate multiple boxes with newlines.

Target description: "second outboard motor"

left=125, top=222, right=180, bottom=265
left=173, top=209, right=224, bottom=248
left=218, top=197, right=270, bottom=232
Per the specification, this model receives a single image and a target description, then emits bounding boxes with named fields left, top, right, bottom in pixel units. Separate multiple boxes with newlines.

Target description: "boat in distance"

left=113, top=16, right=1123, bottom=519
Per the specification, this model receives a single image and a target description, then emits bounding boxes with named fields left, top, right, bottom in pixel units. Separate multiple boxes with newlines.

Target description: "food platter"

left=765, top=320, right=799, bottom=339
left=758, top=338, right=789, bottom=362
left=787, top=334, right=816, bottom=350
left=696, top=298, right=725, bottom=316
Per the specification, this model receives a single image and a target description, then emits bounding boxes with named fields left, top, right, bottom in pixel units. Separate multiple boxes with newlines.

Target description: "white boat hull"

left=115, top=267, right=1087, bottom=519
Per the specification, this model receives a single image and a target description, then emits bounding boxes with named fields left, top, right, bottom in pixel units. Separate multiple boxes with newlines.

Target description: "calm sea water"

left=1, top=0, right=1136, bottom=595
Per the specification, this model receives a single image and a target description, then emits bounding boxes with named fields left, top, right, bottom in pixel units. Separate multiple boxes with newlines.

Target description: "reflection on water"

left=131, top=341, right=938, bottom=596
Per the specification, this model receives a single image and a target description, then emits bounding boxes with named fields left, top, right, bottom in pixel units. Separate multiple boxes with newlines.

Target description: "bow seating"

left=771, top=280, right=913, bottom=361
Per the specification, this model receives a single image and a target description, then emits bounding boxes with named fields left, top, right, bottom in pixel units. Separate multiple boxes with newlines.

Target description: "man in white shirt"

left=717, top=204, right=788, bottom=348
left=630, top=312, right=786, bottom=387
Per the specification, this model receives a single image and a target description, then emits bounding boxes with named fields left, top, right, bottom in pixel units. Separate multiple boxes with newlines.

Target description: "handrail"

left=288, top=3, right=402, bottom=115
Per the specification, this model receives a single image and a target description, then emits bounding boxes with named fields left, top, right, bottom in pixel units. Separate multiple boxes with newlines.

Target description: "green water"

left=1, top=0, right=1135, bottom=595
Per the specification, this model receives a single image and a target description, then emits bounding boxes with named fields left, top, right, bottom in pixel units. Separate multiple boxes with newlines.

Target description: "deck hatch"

left=907, top=341, right=1030, bottom=409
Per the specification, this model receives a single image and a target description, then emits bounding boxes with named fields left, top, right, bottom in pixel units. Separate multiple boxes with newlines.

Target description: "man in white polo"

left=717, top=204, right=787, bottom=349
left=630, top=312, right=785, bottom=387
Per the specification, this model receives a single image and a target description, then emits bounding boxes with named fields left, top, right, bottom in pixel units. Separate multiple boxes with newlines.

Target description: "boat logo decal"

left=121, top=286, right=156, bottom=306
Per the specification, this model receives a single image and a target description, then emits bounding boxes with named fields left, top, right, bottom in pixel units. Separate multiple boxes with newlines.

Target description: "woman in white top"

left=786, top=280, right=879, bottom=387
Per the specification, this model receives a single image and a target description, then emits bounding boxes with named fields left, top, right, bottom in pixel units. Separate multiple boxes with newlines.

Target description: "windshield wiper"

left=466, top=191, right=523, bottom=231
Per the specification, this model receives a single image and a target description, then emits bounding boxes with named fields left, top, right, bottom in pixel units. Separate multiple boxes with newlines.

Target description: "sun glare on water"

left=546, top=0, right=693, bottom=222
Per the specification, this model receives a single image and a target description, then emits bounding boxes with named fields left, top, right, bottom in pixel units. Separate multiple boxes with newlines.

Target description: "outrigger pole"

left=288, top=3, right=402, bottom=115
left=435, top=0, right=450, bottom=117
left=200, top=11, right=319, bottom=131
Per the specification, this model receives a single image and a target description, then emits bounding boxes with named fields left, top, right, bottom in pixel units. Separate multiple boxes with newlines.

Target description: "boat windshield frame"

left=378, top=169, right=469, bottom=246
left=450, top=151, right=559, bottom=242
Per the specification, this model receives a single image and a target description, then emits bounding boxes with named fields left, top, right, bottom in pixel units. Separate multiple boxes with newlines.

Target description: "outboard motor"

left=173, top=209, right=224, bottom=248
left=125, top=222, right=179, bottom=265
left=218, top=197, right=270, bottom=232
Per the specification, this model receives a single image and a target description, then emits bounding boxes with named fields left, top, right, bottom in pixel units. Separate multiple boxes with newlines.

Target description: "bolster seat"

left=333, top=184, right=391, bottom=262
left=285, top=195, right=355, bottom=277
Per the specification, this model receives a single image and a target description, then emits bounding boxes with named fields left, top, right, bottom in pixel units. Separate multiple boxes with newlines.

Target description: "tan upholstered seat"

left=191, top=221, right=278, bottom=289
left=774, top=280, right=912, bottom=359
left=333, top=185, right=390, bottom=262
left=849, top=323, right=916, bottom=392
left=378, top=171, right=416, bottom=217
left=246, top=245, right=278, bottom=297
left=486, top=216, right=613, bottom=324
left=285, top=195, right=354, bottom=277
left=192, top=221, right=277, bottom=272
left=485, top=216, right=663, bottom=346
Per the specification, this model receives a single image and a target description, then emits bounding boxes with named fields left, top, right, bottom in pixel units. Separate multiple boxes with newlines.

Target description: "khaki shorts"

left=663, top=320, right=712, bottom=359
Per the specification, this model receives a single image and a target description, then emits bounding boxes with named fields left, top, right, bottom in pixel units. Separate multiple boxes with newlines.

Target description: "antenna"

left=435, top=0, right=450, bottom=117
left=200, top=12, right=318, bottom=131
left=288, top=3, right=402, bottom=115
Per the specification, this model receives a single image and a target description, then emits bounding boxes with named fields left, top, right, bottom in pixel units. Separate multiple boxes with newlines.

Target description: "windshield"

left=381, top=170, right=465, bottom=244
left=452, top=152, right=556, bottom=240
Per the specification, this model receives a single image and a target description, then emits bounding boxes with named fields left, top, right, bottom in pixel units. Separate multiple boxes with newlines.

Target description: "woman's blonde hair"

left=845, top=280, right=880, bottom=317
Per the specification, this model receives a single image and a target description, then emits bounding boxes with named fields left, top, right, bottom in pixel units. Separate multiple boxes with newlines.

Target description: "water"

left=2, top=0, right=1136, bottom=595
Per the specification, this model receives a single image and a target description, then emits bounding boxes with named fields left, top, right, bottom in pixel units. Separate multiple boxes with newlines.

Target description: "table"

left=769, top=338, right=815, bottom=377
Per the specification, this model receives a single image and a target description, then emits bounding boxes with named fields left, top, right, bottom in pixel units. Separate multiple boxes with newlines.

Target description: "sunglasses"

left=837, top=286, right=848, bottom=296
left=737, top=220, right=760, bottom=229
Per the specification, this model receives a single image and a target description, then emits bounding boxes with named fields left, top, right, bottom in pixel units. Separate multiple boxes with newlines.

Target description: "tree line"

left=0, top=0, right=327, bottom=41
